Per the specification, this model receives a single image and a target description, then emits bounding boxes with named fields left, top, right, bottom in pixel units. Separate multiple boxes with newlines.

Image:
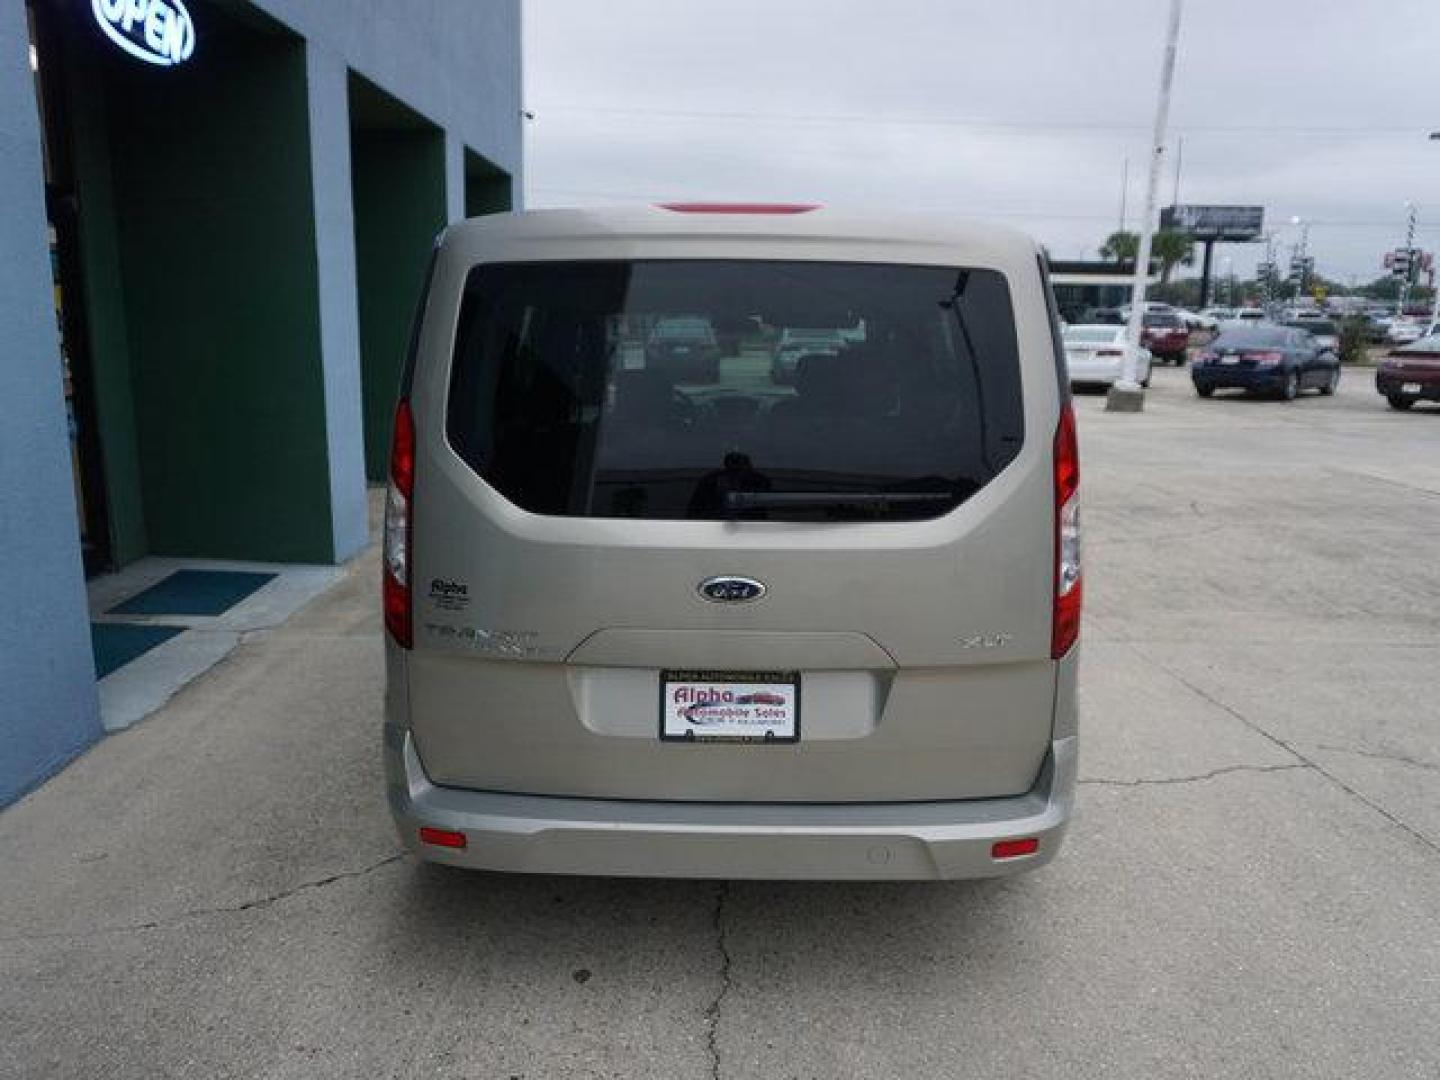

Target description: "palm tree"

left=1098, top=230, right=1139, bottom=262
left=1151, top=230, right=1196, bottom=284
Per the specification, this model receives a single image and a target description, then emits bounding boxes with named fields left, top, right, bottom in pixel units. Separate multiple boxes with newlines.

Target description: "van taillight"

left=1052, top=403, right=1082, bottom=659
left=383, top=399, right=415, bottom=648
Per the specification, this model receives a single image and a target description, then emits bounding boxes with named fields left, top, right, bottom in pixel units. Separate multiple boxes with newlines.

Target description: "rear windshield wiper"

left=722, top=491, right=956, bottom=511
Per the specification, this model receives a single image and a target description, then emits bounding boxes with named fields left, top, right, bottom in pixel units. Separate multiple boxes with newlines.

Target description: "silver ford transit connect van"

left=383, top=204, right=1081, bottom=879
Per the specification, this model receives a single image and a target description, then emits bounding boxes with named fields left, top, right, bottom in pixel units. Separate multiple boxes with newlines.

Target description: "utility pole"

left=1118, top=157, right=1130, bottom=234
left=1172, top=135, right=1183, bottom=207
left=1259, top=233, right=1277, bottom=309
left=1108, top=0, right=1184, bottom=413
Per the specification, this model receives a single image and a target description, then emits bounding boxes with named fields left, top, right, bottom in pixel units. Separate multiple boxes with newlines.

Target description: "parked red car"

left=1141, top=311, right=1190, bottom=365
left=1376, top=334, right=1440, bottom=410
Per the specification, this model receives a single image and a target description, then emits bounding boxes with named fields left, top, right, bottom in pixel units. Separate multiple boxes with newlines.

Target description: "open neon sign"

left=92, top=0, right=196, bottom=67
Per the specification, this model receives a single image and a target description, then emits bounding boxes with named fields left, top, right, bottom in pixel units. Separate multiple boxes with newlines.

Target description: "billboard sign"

left=1160, top=205, right=1264, bottom=241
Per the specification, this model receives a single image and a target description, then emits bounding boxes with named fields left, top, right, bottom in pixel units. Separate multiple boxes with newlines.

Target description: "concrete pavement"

left=1, top=364, right=1437, bottom=1078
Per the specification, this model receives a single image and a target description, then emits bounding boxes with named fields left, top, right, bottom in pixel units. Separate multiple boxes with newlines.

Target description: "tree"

left=1098, top=230, right=1139, bottom=261
left=1151, top=230, right=1196, bottom=285
left=1097, top=228, right=1193, bottom=284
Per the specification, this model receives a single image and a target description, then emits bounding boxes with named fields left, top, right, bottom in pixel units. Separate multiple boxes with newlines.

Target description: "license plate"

left=660, top=670, right=800, bottom=743
left=1220, top=356, right=1239, bottom=365
left=1402, top=382, right=1422, bottom=393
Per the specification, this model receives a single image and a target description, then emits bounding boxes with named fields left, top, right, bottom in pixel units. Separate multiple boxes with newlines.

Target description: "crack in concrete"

left=1309, top=744, right=1440, bottom=774
left=703, top=881, right=732, bottom=1080
left=1080, top=762, right=1309, bottom=787
left=1134, top=648, right=1440, bottom=859
left=1344, top=469, right=1440, bottom=501
left=1, top=852, right=405, bottom=945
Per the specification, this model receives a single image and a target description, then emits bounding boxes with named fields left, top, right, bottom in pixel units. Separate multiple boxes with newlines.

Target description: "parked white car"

left=1062, top=324, right=1152, bottom=388
left=1386, top=318, right=1426, bottom=345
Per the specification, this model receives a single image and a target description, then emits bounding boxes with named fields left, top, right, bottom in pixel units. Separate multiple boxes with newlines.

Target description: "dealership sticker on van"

left=660, top=671, right=800, bottom=743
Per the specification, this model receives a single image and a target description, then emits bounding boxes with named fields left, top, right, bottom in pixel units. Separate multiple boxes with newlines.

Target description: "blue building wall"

left=0, top=0, right=521, bottom=807
left=253, top=0, right=524, bottom=188
left=271, top=0, right=523, bottom=561
left=0, top=0, right=105, bottom=805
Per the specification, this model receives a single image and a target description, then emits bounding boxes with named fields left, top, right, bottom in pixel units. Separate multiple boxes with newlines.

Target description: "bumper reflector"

left=419, top=826, right=467, bottom=849
left=991, top=838, right=1040, bottom=860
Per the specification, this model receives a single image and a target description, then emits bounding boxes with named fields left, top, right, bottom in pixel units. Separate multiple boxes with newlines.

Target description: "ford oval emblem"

left=698, top=576, right=766, bottom=603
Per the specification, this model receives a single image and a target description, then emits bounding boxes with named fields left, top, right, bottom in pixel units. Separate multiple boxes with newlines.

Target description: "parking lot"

left=2, top=363, right=1437, bottom=1079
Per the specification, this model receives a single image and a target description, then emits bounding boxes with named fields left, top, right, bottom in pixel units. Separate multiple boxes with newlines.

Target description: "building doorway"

left=29, top=0, right=111, bottom=574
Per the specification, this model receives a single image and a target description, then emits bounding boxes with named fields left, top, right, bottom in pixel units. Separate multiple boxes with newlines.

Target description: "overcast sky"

left=524, top=0, right=1440, bottom=283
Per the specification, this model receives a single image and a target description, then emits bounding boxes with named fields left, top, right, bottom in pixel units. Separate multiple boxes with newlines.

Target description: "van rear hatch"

left=405, top=229, right=1063, bottom=803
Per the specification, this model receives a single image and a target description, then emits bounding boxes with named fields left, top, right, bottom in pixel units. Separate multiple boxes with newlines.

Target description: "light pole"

left=1289, top=215, right=1310, bottom=301
left=1108, top=0, right=1185, bottom=413
left=1429, top=135, right=1440, bottom=325
left=1259, top=232, right=1277, bottom=309
left=1399, top=202, right=1418, bottom=316
left=1221, top=257, right=1233, bottom=306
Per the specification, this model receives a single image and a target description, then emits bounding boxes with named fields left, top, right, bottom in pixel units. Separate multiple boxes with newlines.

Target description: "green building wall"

left=48, top=2, right=516, bottom=568
left=351, top=126, right=447, bottom=481
left=83, top=20, right=337, bottom=563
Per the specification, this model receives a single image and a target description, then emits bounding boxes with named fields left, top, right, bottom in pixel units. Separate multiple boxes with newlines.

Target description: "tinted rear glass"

left=1064, top=327, right=1120, bottom=344
left=447, top=260, right=1024, bottom=522
left=1287, top=320, right=1336, bottom=335
left=1143, top=311, right=1182, bottom=327
left=1213, top=326, right=1287, bottom=347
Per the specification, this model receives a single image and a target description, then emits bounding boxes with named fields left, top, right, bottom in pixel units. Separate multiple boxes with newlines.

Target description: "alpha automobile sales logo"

left=673, top=686, right=787, bottom=723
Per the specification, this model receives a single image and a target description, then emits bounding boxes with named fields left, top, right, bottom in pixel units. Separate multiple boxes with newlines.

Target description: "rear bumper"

left=1068, top=363, right=1123, bottom=386
left=1192, top=367, right=1287, bottom=391
left=1376, top=371, right=1440, bottom=400
left=385, top=725, right=1077, bottom=880
left=1144, top=337, right=1188, bottom=357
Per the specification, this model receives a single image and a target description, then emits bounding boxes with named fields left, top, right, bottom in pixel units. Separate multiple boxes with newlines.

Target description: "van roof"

left=441, top=205, right=1042, bottom=268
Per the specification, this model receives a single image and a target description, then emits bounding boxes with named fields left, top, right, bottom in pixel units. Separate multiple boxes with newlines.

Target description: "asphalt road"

left=2, top=364, right=1438, bottom=1079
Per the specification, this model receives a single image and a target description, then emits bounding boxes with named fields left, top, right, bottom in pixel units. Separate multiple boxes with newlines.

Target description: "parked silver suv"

left=383, top=204, right=1081, bottom=879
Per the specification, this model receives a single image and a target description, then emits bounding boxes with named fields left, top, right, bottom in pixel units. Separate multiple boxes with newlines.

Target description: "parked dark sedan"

left=1191, top=323, right=1341, bottom=400
left=1376, top=333, right=1440, bottom=410
left=645, top=315, right=722, bottom=382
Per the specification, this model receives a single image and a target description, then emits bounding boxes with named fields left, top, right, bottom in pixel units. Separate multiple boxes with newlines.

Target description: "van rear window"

left=446, top=260, right=1024, bottom=522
